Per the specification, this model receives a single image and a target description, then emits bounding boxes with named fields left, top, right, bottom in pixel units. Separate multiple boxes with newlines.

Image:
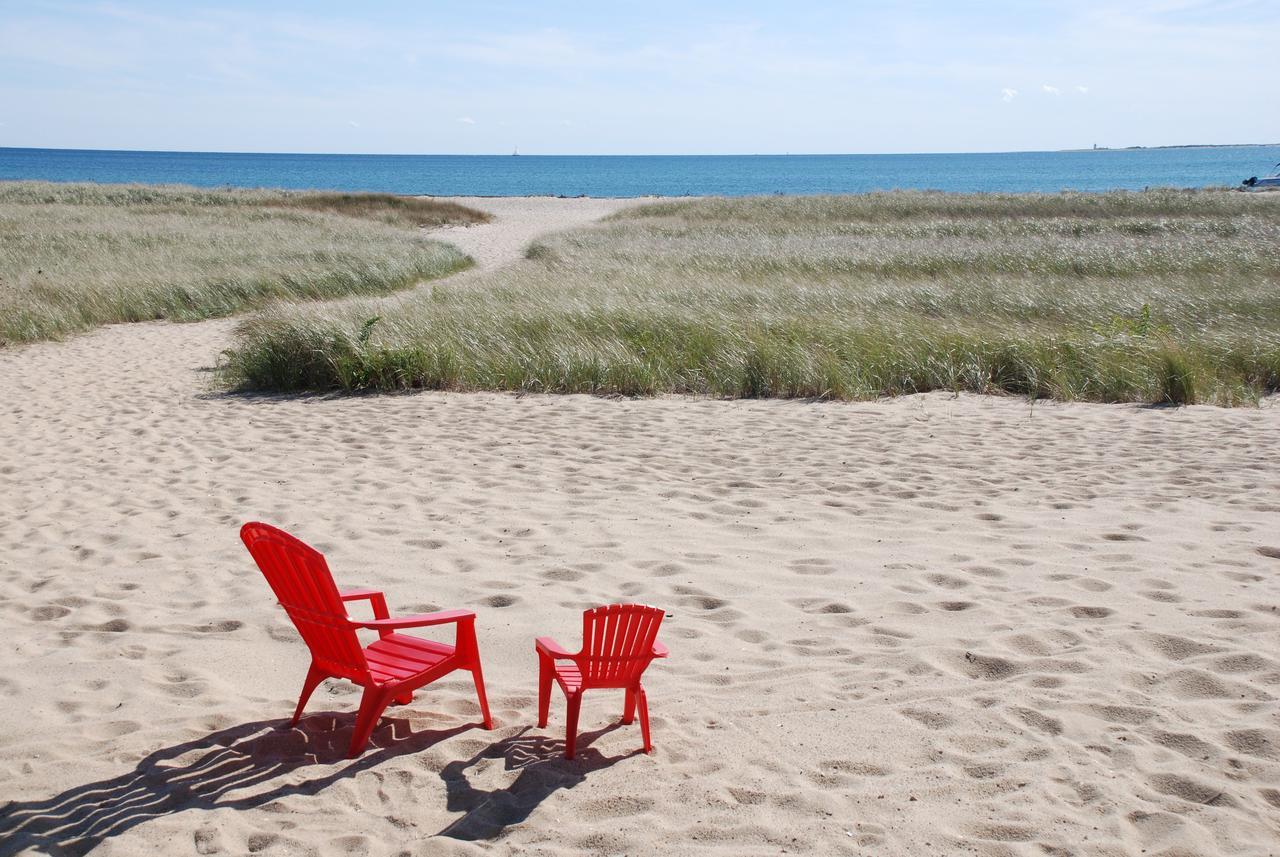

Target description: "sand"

left=2, top=198, right=1280, bottom=856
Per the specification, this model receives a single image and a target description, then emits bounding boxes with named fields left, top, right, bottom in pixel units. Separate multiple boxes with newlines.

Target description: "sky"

left=1, top=1, right=1277, bottom=155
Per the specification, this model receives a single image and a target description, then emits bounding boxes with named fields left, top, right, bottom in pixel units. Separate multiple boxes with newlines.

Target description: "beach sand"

left=2, top=198, right=1279, bottom=856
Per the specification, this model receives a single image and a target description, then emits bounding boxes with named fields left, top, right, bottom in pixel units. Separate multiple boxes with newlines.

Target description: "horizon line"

left=3, top=143, right=1279, bottom=159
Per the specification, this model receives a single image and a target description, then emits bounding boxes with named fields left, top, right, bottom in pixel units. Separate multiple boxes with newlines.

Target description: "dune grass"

left=0, top=181, right=486, bottom=345
left=260, top=191, right=489, bottom=229
left=222, top=189, right=1280, bottom=405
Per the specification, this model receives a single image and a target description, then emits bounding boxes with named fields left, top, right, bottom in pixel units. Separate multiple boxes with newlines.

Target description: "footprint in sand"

left=957, top=651, right=1022, bottom=680
left=1152, top=730, right=1218, bottom=760
left=1222, top=728, right=1280, bottom=760
left=1212, top=653, right=1272, bottom=672
left=1141, top=632, right=1223, bottom=661
left=735, top=628, right=769, bottom=644
left=790, top=598, right=854, bottom=615
left=1087, top=704, right=1156, bottom=725
left=1067, top=605, right=1114, bottom=619
left=647, top=562, right=686, bottom=578
left=541, top=568, right=583, bottom=582
left=190, top=619, right=244, bottom=633
left=899, top=707, right=955, bottom=729
left=1101, top=531, right=1148, bottom=543
left=787, top=557, right=836, bottom=576
left=1189, top=609, right=1245, bottom=619
left=1148, top=773, right=1235, bottom=806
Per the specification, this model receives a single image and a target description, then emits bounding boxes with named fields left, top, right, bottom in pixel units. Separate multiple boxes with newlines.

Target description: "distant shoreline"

left=1063, top=143, right=1280, bottom=152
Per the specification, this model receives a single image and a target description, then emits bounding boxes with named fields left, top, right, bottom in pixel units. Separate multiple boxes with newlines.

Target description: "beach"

left=2, top=198, right=1280, bottom=856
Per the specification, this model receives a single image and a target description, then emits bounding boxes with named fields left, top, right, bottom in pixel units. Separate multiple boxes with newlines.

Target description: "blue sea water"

left=1, top=146, right=1277, bottom=197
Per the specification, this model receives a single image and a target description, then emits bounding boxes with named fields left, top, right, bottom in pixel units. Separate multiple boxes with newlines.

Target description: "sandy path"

left=2, top=199, right=1280, bottom=856
left=428, top=197, right=637, bottom=271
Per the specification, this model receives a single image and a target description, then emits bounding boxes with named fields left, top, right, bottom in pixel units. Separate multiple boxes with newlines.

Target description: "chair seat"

left=552, top=662, right=637, bottom=692
left=365, top=633, right=454, bottom=684
left=551, top=660, right=583, bottom=694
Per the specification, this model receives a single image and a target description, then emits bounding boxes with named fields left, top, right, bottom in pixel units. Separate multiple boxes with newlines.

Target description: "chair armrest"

left=536, top=636, right=575, bottom=658
left=652, top=641, right=669, bottom=659
left=357, top=609, right=474, bottom=631
left=340, top=588, right=389, bottom=621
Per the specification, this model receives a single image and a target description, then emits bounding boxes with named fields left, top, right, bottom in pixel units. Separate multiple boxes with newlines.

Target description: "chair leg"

left=471, top=661, right=494, bottom=729
left=622, top=687, right=637, bottom=725
left=393, top=691, right=413, bottom=706
left=348, top=686, right=393, bottom=758
left=637, top=686, right=652, bottom=754
left=292, top=663, right=327, bottom=726
left=537, top=655, right=552, bottom=728
left=457, top=618, right=493, bottom=729
left=564, top=693, right=582, bottom=760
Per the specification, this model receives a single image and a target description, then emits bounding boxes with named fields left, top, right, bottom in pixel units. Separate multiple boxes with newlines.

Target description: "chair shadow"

left=0, top=712, right=479, bottom=857
left=437, top=723, right=638, bottom=841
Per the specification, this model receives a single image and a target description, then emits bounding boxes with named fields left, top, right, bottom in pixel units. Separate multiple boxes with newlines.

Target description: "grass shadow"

left=194, top=387, right=355, bottom=404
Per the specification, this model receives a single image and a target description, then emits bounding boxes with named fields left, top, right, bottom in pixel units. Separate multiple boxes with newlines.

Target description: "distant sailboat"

left=512, top=146, right=520, bottom=157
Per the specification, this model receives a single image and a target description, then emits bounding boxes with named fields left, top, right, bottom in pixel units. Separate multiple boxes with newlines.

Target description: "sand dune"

left=2, top=199, right=1280, bottom=856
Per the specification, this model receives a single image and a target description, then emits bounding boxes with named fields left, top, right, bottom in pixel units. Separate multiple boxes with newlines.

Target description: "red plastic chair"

left=240, top=522, right=493, bottom=757
left=536, top=603, right=668, bottom=759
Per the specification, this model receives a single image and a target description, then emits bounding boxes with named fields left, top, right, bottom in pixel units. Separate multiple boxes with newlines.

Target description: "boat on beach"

left=1241, top=162, right=1280, bottom=188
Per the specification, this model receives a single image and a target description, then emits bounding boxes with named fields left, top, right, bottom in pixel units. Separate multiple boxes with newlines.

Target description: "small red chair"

left=536, top=603, right=668, bottom=759
left=240, top=522, right=493, bottom=757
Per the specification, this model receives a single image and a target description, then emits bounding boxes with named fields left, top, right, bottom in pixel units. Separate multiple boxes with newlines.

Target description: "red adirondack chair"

left=536, top=603, right=668, bottom=759
left=240, top=522, right=493, bottom=757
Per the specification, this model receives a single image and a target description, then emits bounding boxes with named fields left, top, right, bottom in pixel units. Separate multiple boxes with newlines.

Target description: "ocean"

left=1, top=145, right=1277, bottom=197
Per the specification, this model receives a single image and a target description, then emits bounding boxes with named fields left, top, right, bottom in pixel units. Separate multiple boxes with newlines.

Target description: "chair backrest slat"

left=240, top=522, right=369, bottom=681
left=579, top=604, right=664, bottom=687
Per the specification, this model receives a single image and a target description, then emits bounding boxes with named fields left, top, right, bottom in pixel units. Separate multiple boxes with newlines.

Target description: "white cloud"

left=347, top=120, right=359, bottom=127
left=1075, top=85, right=1089, bottom=94
left=1042, top=84, right=1061, bottom=95
left=1001, top=87, right=1018, bottom=102
left=456, top=116, right=475, bottom=125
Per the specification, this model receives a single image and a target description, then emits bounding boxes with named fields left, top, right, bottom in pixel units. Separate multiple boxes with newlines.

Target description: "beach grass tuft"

left=0, top=181, right=486, bottom=345
left=221, top=189, right=1280, bottom=405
